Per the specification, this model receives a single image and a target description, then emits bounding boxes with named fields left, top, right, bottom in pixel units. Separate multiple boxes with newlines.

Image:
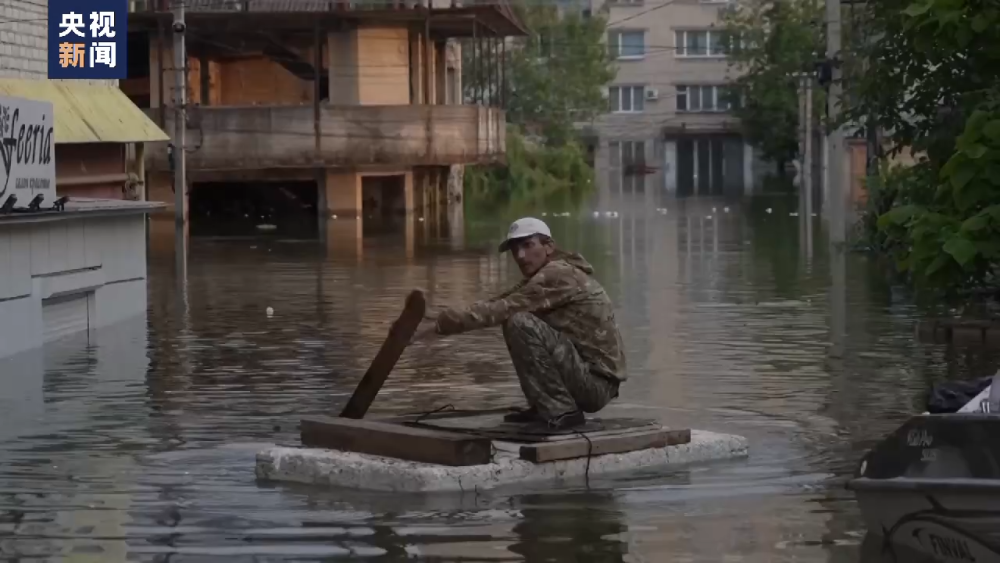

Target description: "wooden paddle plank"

left=301, top=416, right=492, bottom=466
left=339, top=289, right=426, bottom=419
left=519, top=428, right=691, bottom=463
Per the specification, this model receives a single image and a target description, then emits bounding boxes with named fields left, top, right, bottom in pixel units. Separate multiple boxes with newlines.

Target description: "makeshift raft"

left=254, top=290, right=748, bottom=492
left=255, top=409, right=749, bottom=492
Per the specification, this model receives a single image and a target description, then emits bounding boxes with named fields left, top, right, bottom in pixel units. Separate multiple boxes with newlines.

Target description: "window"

left=608, top=30, right=646, bottom=59
left=675, top=29, right=731, bottom=57
left=609, top=85, right=645, bottom=113
left=676, top=85, right=738, bottom=112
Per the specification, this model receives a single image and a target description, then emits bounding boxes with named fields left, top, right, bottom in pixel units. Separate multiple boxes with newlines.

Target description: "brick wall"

left=0, top=0, right=116, bottom=85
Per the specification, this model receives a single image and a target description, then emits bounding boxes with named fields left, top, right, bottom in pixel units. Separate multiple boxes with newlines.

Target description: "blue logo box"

left=48, top=0, right=128, bottom=80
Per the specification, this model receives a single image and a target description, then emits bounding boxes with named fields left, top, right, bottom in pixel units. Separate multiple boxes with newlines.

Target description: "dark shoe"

left=504, top=406, right=540, bottom=423
left=544, top=410, right=586, bottom=431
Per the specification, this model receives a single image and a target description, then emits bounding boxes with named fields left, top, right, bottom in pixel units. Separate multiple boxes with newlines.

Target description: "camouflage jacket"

left=434, top=251, right=627, bottom=383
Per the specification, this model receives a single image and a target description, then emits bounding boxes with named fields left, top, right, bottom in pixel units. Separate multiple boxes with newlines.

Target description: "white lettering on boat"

left=895, top=520, right=998, bottom=563
left=907, top=428, right=933, bottom=448
left=928, top=533, right=977, bottom=562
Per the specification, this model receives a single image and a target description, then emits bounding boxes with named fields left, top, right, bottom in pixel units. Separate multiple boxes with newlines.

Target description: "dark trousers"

left=502, top=312, right=619, bottom=419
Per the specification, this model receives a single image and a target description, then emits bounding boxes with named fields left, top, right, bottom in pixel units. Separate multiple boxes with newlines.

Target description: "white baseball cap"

left=498, top=217, right=552, bottom=252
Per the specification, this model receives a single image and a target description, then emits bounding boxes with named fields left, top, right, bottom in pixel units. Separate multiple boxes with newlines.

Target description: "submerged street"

left=1, top=195, right=994, bottom=562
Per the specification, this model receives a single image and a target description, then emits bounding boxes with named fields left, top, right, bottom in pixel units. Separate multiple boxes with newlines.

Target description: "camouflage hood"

left=549, top=250, right=595, bottom=276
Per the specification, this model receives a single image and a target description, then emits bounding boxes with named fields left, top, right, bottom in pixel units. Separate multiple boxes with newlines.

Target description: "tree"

left=462, top=3, right=615, bottom=210
left=466, top=4, right=614, bottom=145
left=850, top=0, right=1000, bottom=296
left=721, top=0, right=825, bottom=177
left=842, top=0, right=1000, bottom=164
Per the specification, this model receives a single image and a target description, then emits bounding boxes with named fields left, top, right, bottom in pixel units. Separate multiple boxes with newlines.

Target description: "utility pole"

left=803, top=74, right=813, bottom=224
left=172, top=0, right=188, bottom=226
left=825, top=0, right=845, bottom=243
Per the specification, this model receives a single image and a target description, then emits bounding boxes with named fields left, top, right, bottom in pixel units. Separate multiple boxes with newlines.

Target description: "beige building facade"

left=588, top=0, right=763, bottom=203
left=124, top=0, right=522, bottom=228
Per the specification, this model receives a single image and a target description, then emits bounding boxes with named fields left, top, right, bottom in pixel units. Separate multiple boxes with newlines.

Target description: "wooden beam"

left=339, top=289, right=426, bottom=418
left=58, top=173, right=130, bottom=187
left=519, top=428, right=691, bottom=463
left=313, top=21, right=323, bottom=157
left=301, top=416, right=492, bottom=466
left=376, top=407, right=513, bottom=425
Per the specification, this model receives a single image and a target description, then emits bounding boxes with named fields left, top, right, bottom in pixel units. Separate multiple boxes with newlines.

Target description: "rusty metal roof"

left=0, top=79, right=170, bottom=145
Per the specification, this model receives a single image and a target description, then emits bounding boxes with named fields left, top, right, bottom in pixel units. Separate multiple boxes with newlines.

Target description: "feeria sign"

left=0, top=95, right=56, bottom=202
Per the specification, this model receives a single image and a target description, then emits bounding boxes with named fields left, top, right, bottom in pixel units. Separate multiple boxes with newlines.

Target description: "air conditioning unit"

left=645, top=89, right=659, bottom=101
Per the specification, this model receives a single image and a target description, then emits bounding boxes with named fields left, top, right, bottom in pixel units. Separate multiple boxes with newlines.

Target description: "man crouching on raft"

left=413, top=217, right=627, bottom=431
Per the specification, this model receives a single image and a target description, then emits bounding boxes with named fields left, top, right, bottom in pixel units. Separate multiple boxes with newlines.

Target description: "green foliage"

left=462, top=3, right=613, bottom=145
left=842, top=0, right=1000, bottom=161
left=721, top=0, right=825, bottom=172
left=863, top=102, right=1000, bottom=292
left=858, top=160, right=936, bottom=254
left=465, top=126, right=595, bottom=215
left=508, top=5, right=615, bottom=144
left=850, top=0, right=1000, bottom=295
left=462, top=2, right=614, bottom=211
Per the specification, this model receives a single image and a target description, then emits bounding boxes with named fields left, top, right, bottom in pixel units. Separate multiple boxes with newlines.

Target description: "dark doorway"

left=675, top=135, right=744, bottom=198
left=361, top=175, right=406, bottom=234
left=677, top=139, right=695, bottom=197
left=189, top=180, right=318, bottom=238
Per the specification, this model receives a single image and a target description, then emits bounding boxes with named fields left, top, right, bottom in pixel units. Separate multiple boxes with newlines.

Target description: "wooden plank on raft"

left=414, top=416, right=664, bottom=443
left=376, top=407, right=515, bottom=425
left=339, top=289, right=426, bottom=419
left=518, top=428, right=691, bottom=463
left=301, top=416, right=493, bottom=467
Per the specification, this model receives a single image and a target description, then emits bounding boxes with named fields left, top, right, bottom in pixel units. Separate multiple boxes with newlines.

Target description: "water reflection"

left=3, top=194, right=1000, bottom=561
left=508, top=492, right=628, bottom=561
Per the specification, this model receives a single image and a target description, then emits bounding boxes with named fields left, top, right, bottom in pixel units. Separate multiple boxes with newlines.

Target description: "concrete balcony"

left=144, top=104, right=505, bottom=172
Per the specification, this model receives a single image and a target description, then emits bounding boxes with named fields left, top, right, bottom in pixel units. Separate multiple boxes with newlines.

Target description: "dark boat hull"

left=847, top=414, right=1000, bottom=562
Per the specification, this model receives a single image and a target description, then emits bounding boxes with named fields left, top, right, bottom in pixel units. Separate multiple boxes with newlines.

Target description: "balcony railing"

left=143, top=104, right=505, bottom=172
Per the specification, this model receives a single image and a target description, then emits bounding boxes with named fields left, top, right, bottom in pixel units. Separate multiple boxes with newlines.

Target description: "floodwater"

left=2, top=194, right=997, bottom=562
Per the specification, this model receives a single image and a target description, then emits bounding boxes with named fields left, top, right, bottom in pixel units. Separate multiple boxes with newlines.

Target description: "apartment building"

left=123, top=0, right=524, bottom=228
left=590, top=0, right=760, bottom=202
